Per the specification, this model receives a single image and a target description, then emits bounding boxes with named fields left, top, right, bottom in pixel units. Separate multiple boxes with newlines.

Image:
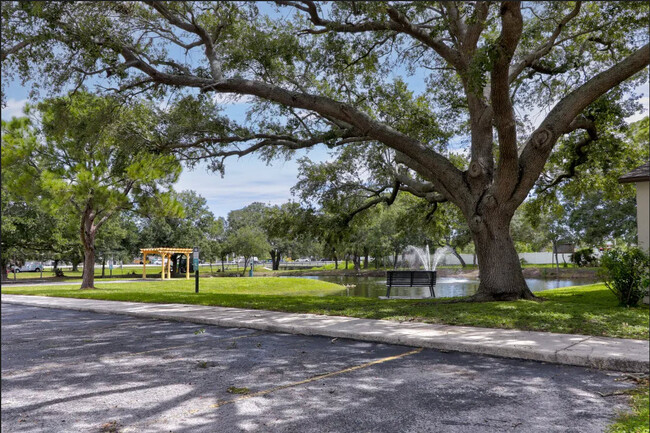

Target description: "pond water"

left=280, top=275, right=596, bottom=299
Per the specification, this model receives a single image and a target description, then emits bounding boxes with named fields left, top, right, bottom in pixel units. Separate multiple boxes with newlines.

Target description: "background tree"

left=0, top=180, right=73, bottom=278
left=227, top=226, right=270, bottom=276
left=139, top=190, right=222, bottom=273
left=263, top=202, right=316, bottom=270
left=527, top=116, right=649, bottom=250
left=2, top=1, right=648, bottom=300
left=1, top=92, right=181, bottom=288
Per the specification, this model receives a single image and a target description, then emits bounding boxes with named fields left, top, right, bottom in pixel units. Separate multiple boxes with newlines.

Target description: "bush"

left=598, top=248, right=650, bottom=307
left=54, top=268, right=65, bottom=277
left=571, top=248, right=599, bottom=267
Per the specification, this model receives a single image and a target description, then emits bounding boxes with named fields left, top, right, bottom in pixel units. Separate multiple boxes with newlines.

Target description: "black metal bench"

left=386, top=270, right=436, bottom=298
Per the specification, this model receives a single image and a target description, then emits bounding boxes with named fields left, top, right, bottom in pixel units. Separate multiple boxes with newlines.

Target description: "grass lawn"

left=2, top=278, right=648, bottom=340
left=607, top=379, right=649, bottom=433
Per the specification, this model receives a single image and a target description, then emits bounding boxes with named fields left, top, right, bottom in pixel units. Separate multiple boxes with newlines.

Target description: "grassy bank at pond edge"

left=3, top=278, right=647, bottom=340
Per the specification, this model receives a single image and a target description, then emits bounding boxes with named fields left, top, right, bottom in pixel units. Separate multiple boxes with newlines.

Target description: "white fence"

left=436, top=252, right=574, bottom=266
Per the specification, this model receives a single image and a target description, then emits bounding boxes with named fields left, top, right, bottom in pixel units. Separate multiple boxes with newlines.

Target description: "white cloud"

left=1, top=98, right=28, bottom=121
left=174, top=157, right=304, bottom=217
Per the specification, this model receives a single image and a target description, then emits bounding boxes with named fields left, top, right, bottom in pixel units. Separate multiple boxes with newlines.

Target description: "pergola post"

left=166, top=253, right=172, bottom=279
left=186, top=253, right=190, bottom=279
left=143, top=253, right=147, bottom=279
left=161, top=253, right=165, bottom=280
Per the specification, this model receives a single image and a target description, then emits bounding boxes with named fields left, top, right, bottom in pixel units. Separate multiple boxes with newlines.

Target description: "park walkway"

left=2, top=294, right=648, bottom=373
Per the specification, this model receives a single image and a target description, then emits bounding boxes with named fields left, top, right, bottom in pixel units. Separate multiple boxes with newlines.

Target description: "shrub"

left=54, top=268, right=65, bottom=277
left=598, top=248, right=650, bottom=307
left=571, top=248, right=599, bottom=267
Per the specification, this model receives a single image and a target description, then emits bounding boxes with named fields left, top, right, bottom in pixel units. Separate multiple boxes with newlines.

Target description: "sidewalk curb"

left=2, top=295, right=648, bottom=373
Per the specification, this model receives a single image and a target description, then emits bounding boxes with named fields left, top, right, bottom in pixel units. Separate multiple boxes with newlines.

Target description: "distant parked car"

left=11, top=262, right=43, bottom=273
left=295, top=258, right=311, bottom=262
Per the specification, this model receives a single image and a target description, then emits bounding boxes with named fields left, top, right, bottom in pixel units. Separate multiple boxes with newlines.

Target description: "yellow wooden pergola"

left=140, top=248, right=194, bottom=280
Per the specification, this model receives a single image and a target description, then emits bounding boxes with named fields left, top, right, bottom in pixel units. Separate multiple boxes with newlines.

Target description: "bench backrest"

left=387, top=270, right=436, bottom=286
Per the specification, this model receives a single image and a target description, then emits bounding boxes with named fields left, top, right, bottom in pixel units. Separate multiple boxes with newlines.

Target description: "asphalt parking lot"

left=1, top=303, right=636, bottom=433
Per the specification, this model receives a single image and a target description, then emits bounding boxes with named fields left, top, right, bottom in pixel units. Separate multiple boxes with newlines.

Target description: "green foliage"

left=570, top=248, right=599, bottom=268
left=599, top=248, right=650, bottom=307
left=227, top=226, right=270, bottom=274
left=1, top=91, right=182, bottom=286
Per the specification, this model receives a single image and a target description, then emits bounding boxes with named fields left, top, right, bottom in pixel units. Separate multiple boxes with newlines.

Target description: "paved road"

left=1, top=304, right=635, bottom=433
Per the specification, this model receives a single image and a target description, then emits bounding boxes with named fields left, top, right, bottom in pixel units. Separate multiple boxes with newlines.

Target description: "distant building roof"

left=618, top=162, right=650, bottom=184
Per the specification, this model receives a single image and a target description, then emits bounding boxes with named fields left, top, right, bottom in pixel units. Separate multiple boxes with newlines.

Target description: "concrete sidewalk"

left=2, top=294, right=648, bottom=373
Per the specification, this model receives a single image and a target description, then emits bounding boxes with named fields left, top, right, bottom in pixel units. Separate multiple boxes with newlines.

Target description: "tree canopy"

left=1, top=91, right=182, bottom=288
left=2, top=1, right=648, bottom=300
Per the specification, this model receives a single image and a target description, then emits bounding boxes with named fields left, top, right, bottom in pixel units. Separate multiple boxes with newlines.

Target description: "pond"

left=280, top=275, right=596, bottom=299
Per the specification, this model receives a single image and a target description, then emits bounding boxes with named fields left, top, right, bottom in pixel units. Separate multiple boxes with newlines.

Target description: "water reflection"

left=280, top=275, right=595, bottom=299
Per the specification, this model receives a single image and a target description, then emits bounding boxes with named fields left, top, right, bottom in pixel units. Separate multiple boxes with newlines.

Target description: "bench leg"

left=430, top=285, right=435, bottom=298
left=386, top=284, right=391, bottom=298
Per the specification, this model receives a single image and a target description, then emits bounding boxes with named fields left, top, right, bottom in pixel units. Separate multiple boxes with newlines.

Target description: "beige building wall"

left=637, top=181, right=649, bottom=252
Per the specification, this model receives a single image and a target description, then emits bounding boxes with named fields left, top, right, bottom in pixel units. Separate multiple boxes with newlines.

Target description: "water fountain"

left=403, top=245, right=454, bottom=271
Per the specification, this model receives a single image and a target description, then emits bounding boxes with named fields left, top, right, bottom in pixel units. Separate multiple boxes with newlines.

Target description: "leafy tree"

left=528, top=116, right=649, bottom=249
left=2, top=2, right=648, bottom=300
left=95, top=212, right=142, bottom=276
left=0, top=183, right=75, bottom=278
left=263, top=202, right=316, bottom=270
left=227, top=226, right=270, bottom=276
left=1, top=92, right=181, bottom=288
left=139, top=190, right=223, bottom=272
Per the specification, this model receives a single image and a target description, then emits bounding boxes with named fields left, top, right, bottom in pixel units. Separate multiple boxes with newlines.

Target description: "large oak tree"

left=2, top=1, right=648, bottom=300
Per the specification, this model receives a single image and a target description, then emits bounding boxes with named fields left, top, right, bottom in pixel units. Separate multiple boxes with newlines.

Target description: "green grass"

left=3, top=279, right=647, bottom=340
left=607, top=381, right=649, bottom=433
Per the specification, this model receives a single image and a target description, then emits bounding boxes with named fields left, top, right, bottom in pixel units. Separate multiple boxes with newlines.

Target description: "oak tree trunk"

left=471, top=214, right=534, bottom=301
left=270, top=249, right=281, bottom=270
left=352, top=253, right=361, bottom=272
left=450, top=247, right=466, bottom=268
left=1, top=258, right=7, bottom=281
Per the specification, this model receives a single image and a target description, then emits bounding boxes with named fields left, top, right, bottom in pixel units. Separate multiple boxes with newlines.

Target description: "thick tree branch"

left=492, top=2, right=523, bottom=203
left=1, top=39, right=32, bottom=62
left=508, top=1, right=582, bottom=83
left=343, top=179, right=401, bottom=224
left=537, top=117, right=598, bottom=192
left=510, top=42, right=650, bottom=209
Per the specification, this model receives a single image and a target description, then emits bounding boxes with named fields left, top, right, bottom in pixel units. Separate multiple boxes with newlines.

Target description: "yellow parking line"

left=208, top=347, right=424, bottom=410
